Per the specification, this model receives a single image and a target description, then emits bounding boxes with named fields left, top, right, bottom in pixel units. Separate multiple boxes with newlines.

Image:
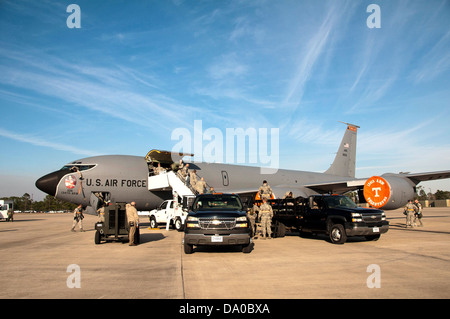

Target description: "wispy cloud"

left=412, top=30, right=450, bottom=83
left=0, top=45, right=196, bottom=131
left=0, top=128, right=101, bottom=157
left=207, top=52, right=248, bottom=80
left=282, top=10, right=335, bottom=106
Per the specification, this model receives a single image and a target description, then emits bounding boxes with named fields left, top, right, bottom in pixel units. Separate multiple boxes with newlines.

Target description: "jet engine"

left=363, top=174, right=415, bottom=210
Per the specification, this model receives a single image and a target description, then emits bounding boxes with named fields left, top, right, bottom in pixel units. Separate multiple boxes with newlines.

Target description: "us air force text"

left=85, top=178, right=146, bottom=188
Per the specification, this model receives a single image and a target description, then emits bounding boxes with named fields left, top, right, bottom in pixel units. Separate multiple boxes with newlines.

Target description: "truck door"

left=158, top=201, right=168, bottom=223
left=306, top=197, right=327, bottom=231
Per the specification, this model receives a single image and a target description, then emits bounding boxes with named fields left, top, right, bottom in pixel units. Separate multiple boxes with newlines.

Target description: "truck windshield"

left=324, top=196, right=358, bottom=209
left=192, top=195, right=243, bottom=212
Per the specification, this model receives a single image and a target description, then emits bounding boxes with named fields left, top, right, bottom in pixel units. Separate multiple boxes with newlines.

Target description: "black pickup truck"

left=183, top=193, right=253, bottom=254
left=271, top=194, right=389, bottom=244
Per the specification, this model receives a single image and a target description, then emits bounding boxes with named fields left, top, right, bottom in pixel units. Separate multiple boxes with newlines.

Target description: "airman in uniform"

left=259, top=197, right=273, bottom=239
left=154, top=163, right=164, bottom=175
left=126, top=202, right=140, bottom=246
left=247, top=204, right=259, bottom=238
left=258, top=180, right=273, bottom=200
left=190, top=169, right=198, bottom=188
left=404, top=199, right=418, bottom=228
left=97, top=203, right=106, bottom=222
left=6, top=208, right=14, bottom=222
left=196, top=177, right=206, bottom=194
left=71, top=204, right=84, bottom=232
left=414, top=199, right=424, bottom=227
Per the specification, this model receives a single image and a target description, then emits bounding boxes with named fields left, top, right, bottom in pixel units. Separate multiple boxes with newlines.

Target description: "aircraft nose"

left=35, top=170, right=70, bottom=196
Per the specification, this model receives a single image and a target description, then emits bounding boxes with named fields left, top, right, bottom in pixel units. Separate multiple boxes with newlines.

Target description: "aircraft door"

left=88, top=192, right=111, bottom=215
left=221, top=171, right=229, bottom=186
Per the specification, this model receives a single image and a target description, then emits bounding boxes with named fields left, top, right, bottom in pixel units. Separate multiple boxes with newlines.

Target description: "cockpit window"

left=60, top=164, right=96, bottom=172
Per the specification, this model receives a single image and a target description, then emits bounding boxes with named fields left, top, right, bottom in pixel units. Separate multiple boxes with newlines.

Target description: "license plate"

left=372, top=227, right=380, bottom=233
left=211, top=236, right=223, bottom=243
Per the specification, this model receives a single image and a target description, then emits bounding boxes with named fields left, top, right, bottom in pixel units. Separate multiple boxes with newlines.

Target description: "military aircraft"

left=35, top=123, right=450, bottom=214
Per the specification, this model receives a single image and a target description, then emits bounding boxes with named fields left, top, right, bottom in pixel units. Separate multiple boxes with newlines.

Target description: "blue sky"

left=0, top=0, right=449, bottom=200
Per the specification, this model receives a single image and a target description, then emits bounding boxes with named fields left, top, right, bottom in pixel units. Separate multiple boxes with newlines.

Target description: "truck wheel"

left=242, top=243, right=252, bottom=253
left=329, top=224, right=347, bottom=244
left=276, top=222, right=286, bottom=238
left=150, top=216, right=158, bottom=229
left=175, top=218, right=184, bottom=231
left=184, top=242, right=194, bottom=254
left=94, top=230, right=101, bottom=244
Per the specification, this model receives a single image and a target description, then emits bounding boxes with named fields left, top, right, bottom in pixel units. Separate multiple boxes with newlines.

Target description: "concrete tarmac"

left=1, top=208, right=450, bottom=299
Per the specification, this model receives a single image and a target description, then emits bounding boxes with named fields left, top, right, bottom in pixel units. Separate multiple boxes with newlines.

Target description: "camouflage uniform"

left=247, top=205, right=259, bottom=238
left=258, top=183, right=273, bottom=200
left=189, top=170, right=198, bottom=188
left=404, top=201, right=417, bottom=228
left=97, top=206, right=105, bottom=222
left=71, top=205, right=84, bottom=232
left=414, top=200, right=424, bottom=227
left=126, top=203, right=140, bottom=246
left=259, top=202, right=273, bottom=239
left=154, top=164, right=164, bottom=175
left=195, top=178, right=206, bottom=194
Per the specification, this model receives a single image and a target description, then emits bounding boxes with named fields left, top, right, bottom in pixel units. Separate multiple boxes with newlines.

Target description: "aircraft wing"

left=304, top=170, right=450, bottom=193
left=304, top=179, right=365, bottom=194
left=401, top=170, right=450, bottom=185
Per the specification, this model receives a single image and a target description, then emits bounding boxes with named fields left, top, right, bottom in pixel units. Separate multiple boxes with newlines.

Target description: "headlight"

left=236, top=216, right=247, bottom=222
left=351, top=212, right=362, bottom=222
left=186, top=216, right=199, bottom=228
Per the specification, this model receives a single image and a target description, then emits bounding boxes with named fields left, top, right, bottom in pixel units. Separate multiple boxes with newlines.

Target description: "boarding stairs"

left=147, top=171, right=199, bottom=199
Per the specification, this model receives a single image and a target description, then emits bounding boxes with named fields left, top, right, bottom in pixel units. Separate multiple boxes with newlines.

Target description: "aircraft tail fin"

left=324, top=122, right=359, bottom=178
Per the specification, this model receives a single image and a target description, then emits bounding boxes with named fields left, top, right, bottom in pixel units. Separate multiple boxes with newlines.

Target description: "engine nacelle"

left=363, top=175, right=415, bottom=210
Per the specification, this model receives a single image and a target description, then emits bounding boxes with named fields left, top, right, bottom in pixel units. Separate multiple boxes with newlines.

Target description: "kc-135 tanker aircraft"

left=36, top=123, right=450, bottom=214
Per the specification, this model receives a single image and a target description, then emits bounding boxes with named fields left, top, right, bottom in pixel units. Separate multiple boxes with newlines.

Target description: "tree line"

left=1, top=193, right=77, bottom=212
left=416, top=187, right=450, bottom=201
left=2, top=188, right=449, bottom=213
